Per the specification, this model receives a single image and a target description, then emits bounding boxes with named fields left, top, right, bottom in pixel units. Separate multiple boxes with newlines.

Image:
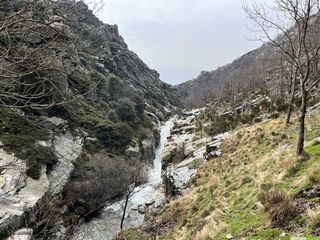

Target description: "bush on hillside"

left=25, top=145, right=58, bottom=179
left=261, top=190, right=300, bottom=227
left=63, top=153, right=148, bottom=219
left=116, top=98, right=137, bottom=122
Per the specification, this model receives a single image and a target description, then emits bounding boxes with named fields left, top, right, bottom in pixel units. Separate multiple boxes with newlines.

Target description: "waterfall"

left=71, top=119, right=174, bottom=240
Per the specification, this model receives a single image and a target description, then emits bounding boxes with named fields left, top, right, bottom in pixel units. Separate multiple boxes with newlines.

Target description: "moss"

left=305, top=143, right=320, bottom=156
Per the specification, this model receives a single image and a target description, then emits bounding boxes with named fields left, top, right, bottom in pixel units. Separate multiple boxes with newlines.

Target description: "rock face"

left=49, top=133, right=83, bottom=194
left=162, top=109, right=230, bottom=196
left=0, top=132, right=83, bottom=238
left=0, top=0, right=177, bottom=238
left=125, top=134, right=157, bottom=163
left=6, top=228, right=33, bottom=240
left=51, top=0, right=178, bottom=108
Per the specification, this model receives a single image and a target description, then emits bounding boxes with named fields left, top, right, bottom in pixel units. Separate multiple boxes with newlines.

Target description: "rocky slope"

left=0, top=0, right=178, bottom=239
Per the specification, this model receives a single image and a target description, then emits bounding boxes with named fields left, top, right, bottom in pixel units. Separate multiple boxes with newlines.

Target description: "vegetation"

left=0, top=107, right=57, bottom=179
left=63, top=153, right=147, bottom=220
left=119, top=110, right=320, bottom=239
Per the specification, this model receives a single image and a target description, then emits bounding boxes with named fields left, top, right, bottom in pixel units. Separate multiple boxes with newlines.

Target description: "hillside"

left=0, top=0, right=177, bottom=239
left=177, top=14, right=320, bottom=108
left=118, top=103, right=320, bottom=240
left=177, top=46, right=272, bottom=107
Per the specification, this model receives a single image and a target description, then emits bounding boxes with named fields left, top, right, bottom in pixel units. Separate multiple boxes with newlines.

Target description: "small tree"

left=119, top=162, right=148, bottom=229
left=244, top=0, right=320, bottom=157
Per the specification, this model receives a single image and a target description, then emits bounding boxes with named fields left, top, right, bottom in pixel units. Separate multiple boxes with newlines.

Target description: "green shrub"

left=107, top=110, right=118, bottom=122
left=96, top=122, right=133, bottom=151
left=108, top=76, right=124, bottom=100
left=116, top=99, right=137, bottom=122
left=24, top=145, right=58, bottom=179
left=88, top=70, right=107, bottom=83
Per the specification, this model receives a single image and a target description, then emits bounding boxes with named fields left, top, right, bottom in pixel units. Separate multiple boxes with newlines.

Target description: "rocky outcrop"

left=0, top=130, right=83, bottom=238
left=162, top=110, right=229, bottom=196
left=125, top=133, right=158, bottom=163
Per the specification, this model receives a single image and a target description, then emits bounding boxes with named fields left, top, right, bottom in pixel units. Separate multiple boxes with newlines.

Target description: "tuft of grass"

left=261, top=190, right=299, bottom=227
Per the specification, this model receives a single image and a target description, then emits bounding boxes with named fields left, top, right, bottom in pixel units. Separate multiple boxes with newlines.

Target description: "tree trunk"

left=120, top=194, right=129, bottom=230
left=286, top=77, right=297, bottom=124
left=297, top=84, right=307, bottom=158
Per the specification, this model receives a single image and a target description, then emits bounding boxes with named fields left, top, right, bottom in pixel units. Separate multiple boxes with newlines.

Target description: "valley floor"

left=118, top=107, right=320, bottom=240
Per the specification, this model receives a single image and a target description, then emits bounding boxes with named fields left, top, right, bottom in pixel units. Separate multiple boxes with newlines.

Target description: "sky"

left=98, top=0, right=266, bottom=85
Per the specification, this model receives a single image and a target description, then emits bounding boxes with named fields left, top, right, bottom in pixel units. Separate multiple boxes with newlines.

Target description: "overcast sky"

left=99, top=0, right=266, bottom=85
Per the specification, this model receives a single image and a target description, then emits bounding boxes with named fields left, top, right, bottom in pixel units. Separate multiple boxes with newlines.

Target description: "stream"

left=71, top=119, right=174, bottom=240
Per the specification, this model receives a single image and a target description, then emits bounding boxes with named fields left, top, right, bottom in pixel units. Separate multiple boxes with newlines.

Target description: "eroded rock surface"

left=163, top=109, right=230, bottom=196
left=0, top=131, right=83, bottom=238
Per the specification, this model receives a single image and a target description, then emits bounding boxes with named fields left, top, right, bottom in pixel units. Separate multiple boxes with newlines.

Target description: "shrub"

left=307, top=169, right=320, bottom=185
left=107, top=110, right=118, bottom=122
left=63, top=153, right=148, bottom=218
left=88, top=69, right=107, bottom=83
left=24, top=145, right=58, bottom=179
left=261, top=190, right=299, bottom=227
left=96, top=122, right=133, bottom=151
left=134, top=95, right=146, bottom=117
left=116, top=99, right=137, bottom=122
left=108, top=76, right=124, bottom=100
left=306, top=208, right=320, bottom=231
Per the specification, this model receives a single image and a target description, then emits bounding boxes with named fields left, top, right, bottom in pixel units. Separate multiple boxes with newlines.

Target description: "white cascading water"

left=72, top=119, right=174, bottom=240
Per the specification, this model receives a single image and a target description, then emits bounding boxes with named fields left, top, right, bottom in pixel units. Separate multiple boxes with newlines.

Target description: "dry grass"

left=119, top=110, right=320, bottom=240
left=261, top=190, right=299, bottom=227
left=306, top=208, right=320, bottom=230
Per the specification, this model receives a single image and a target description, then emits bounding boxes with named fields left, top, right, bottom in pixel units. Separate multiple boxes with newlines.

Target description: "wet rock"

left=0, top=132, right=83, bottom=238
left=204, top=150, right=223, bottom=160
left=142, top=138, right=156, bottom=162
left=298, top=184, right=320, bottom=198
left=0, top=149, right=48, bottom=239
left=49, top=132, right=83, bottom=194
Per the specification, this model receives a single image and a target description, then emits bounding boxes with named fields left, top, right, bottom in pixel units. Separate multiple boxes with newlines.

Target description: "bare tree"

left=0, top=0, right=104, bottom=110
left=0, top=1, right=71, bottom=109
left=119, top=162, right=148, bottom=230
left=244, top=0, right=320, bottom=157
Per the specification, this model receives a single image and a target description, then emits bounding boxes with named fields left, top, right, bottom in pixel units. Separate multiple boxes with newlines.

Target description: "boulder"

left=125, top=139, right=142, bottom=162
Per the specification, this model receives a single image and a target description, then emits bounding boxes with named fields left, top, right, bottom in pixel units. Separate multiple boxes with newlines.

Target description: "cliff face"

left=54, top=0, right=178, bottom=108
left=0, top=1, right=177, bottom=238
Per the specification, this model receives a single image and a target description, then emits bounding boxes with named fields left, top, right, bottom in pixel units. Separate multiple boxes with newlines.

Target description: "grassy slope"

left=118, top=110, right=320, bottom=240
